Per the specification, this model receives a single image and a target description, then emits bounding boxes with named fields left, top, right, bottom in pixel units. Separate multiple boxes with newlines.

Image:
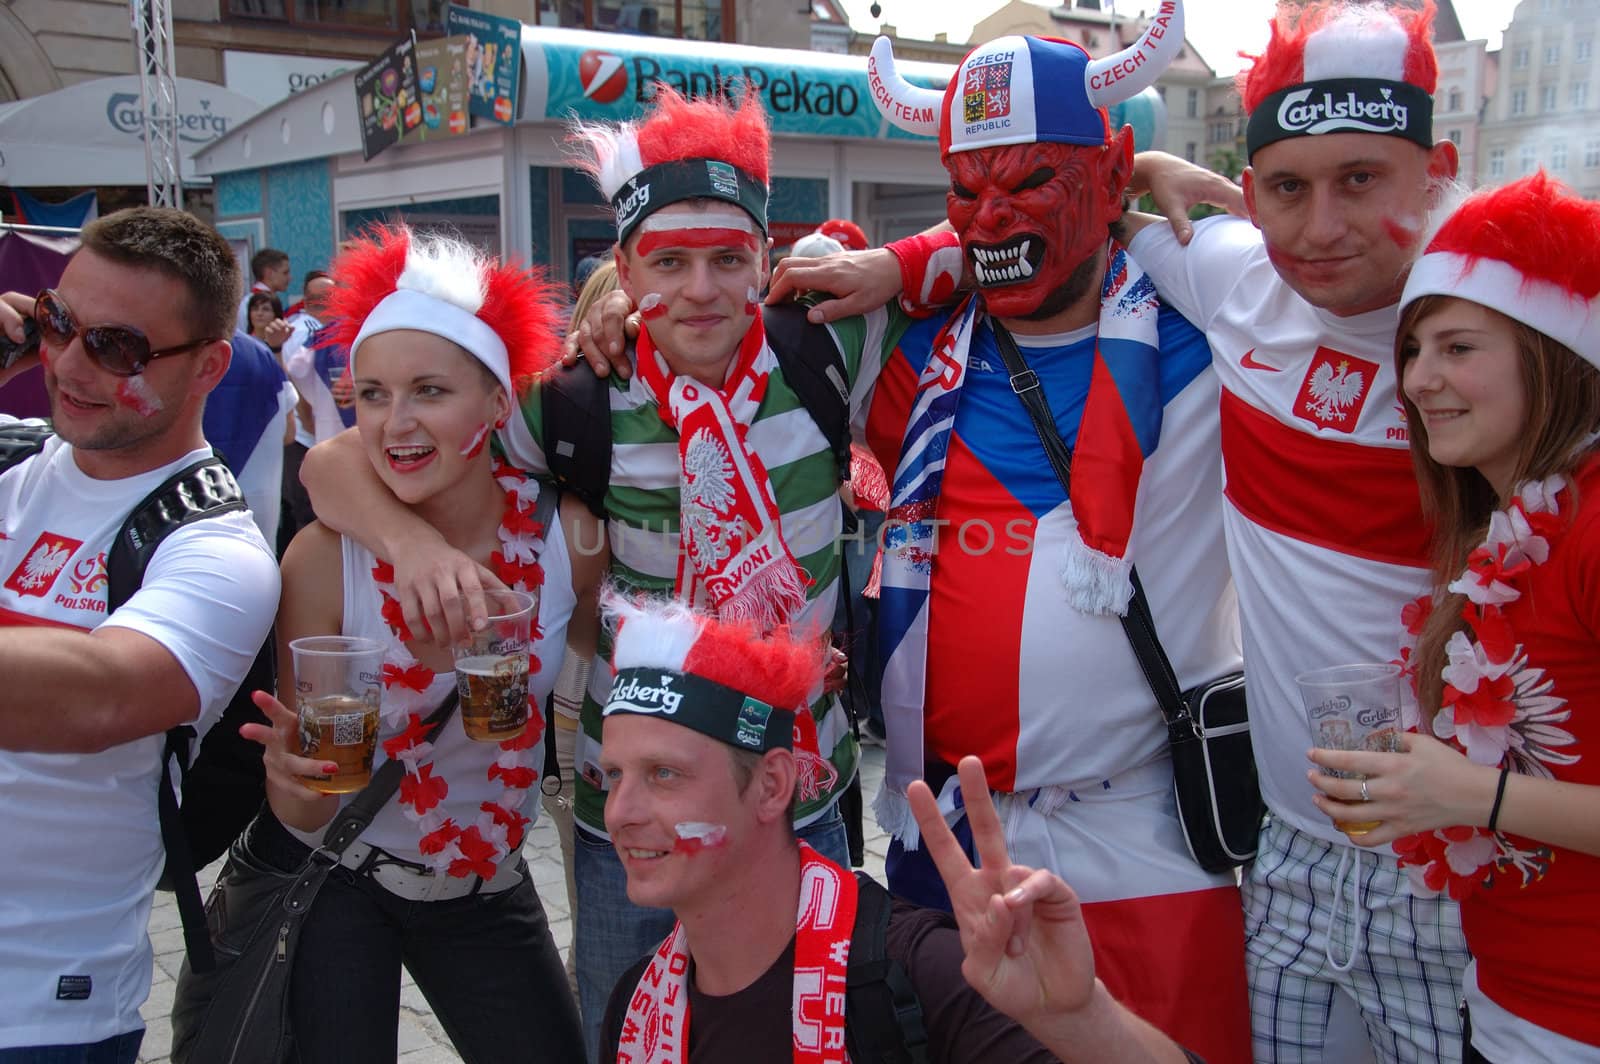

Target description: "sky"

left=842, top=0, right=1525, bottom=76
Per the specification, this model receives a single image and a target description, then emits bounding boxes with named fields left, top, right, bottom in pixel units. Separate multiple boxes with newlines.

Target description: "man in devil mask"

left=569, top=5, right=1250, bottom=1057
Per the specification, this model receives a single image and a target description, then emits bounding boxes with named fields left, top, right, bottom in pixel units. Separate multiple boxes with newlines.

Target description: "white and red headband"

left=602, top=592, right=824, bottom=754
left=1240, top=1, right=1438, bottom=160
left=1403, top=172, right=1600, bottom=368
left=326, top=227, right=562, bottom=468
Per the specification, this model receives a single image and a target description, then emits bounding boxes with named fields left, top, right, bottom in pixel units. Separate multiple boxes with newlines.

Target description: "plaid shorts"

left=1243, top=816, right=1470, bottom=1063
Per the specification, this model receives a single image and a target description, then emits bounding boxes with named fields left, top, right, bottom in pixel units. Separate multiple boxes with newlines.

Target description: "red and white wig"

left=1403, top=172, right=1600, bottom=369
left=325, top=225, right=562, bottom=468
left=602, top=590, right=823, bottom=755
left=1239, top=1, right=1438, bottom=161
left=568, top=87, right=772, bottom=249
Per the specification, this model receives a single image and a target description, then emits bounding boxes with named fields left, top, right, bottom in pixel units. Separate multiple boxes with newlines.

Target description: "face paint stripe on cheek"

left=115, top=375, right=162, bottom=417
left=671, top=821, right=727, bottom=855
left=459, top=422, right=489, bottom=459
left=1383, top=217, right=1421, bottom=250
left=745, top=285, right=759, bottom=317
left=639, top=293, right=667, bottom=321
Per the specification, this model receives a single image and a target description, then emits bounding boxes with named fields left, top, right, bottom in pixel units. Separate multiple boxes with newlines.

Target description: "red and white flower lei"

left=1394, top=475, right=1575, bottom=900
left=372, top=459, right=549, bottom=878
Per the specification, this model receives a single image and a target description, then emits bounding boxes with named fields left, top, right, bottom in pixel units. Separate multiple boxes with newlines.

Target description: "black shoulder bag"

left=169, top=690, right=459, bottom=1064
left=990, top=324, right=1262, bottom=873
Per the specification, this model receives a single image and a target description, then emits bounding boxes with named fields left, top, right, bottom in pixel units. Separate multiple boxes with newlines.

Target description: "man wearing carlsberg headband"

left=1113, top=2, right=1472, bottom=1060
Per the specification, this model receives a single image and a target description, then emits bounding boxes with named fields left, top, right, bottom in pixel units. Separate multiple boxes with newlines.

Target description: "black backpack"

left=0, top=424, right=275, bottom=973
left=543, top=301, right=855, bottom=517
left=846, top=872, right=929, bottom=1064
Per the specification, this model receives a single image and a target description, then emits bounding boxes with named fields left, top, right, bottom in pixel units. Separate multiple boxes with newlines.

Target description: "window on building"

left=1579, top=39, right=1593, bottom=62
left=226, top=0, right=413, bottom=31
left=1447, top=129, right=1462, bottom=146
left=1447, top=88, right=1462, bottom=111
left=1554, top=141, right=1569, bottom=170
left=1574, top=80, right=1590, bottom=108
left=1587, top=140, right=1600, bottom=167
left=1489, top=148, right=1506, bottom=177
left=1542, top=84, right=1558, bottom=111
left=1514, top=47, right=1530, bottom=69
left=1522, top=145, right=1538, bottom=173
left=1187, top=89, right=1199, bottom=118
left=1547, top=44, right=1562, bottom=65
left=1185, top=142, right=1197, bottom=163
left=1513, top=88, right=1528, bottom=114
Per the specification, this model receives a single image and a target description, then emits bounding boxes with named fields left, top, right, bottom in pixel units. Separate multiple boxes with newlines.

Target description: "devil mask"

left=868, top=5, right=1184, bottom=318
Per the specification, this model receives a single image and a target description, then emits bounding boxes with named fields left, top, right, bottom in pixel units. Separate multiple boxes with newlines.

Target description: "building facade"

left=1477, top=0, right=1600, bottom=196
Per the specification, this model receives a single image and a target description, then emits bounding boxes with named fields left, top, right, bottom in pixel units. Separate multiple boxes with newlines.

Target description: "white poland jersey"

left=1132, top=218, right=1431, bottom=844
left=0, top=428, right=279, bottom=1049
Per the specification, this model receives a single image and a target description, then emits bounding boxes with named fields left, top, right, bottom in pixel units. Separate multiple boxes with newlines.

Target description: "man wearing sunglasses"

left=0, top=207, right=280, bottom=1064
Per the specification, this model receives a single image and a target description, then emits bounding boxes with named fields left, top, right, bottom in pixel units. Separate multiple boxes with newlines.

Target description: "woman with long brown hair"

left=1306, top=173, right=1600, bottom=1062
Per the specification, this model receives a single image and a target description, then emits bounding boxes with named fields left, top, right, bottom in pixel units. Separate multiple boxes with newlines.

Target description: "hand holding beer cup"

left=1298, top=663, right=1404, bottom=838
left=286, top=636, right=386, bottom=794
left=454, top=588, right=537, bottom=742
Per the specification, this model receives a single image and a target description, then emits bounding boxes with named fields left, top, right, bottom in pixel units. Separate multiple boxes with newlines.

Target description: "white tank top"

left=288, top=489, right=577, bottom=862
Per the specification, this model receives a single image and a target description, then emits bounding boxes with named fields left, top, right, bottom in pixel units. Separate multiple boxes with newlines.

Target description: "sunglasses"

left=34, top=289, right=220, bottom=377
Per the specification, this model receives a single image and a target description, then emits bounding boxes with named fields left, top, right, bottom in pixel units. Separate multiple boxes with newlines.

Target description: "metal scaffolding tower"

left=130, top=0, right=183, bottom=208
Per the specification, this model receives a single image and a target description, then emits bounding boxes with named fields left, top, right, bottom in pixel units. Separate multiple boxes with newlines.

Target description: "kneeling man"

left=597, top=595, right=1200, bottom=1063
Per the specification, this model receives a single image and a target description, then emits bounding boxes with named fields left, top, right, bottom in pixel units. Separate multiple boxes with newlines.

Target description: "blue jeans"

left=573, top=804, right=850, bottom=1063
left=0, top=1032, right=142, bottom=1064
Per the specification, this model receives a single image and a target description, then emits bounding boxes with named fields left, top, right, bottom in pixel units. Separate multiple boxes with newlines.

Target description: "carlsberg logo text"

left=608, top=674, right=683, bottom=715
left=616, top=183, right=650, bottom=229
left=1278, top=88, right=1408, bottom=135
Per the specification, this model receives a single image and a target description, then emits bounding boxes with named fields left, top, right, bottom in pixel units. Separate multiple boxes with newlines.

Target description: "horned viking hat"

left=865, top=0, right=1185, bottom=152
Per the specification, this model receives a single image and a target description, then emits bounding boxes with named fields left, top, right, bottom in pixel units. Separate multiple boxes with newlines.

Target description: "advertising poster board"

left=447, top=3, right=523, bottom=126
left=414, top=35, right=471, bottom=140
left=354, top=35, right=422, bottom=160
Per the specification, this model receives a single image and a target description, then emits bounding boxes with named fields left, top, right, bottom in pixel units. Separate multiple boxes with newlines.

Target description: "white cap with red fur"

left=327, top=226, right=562, bottom=469
left=1403, top=172, right=1600, bottom=368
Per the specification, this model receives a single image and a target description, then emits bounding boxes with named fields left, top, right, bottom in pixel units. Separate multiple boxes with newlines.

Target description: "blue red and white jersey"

left=863, top=305, right=1240, bottom=794
left=1132, top=217, right=1431, bottom=844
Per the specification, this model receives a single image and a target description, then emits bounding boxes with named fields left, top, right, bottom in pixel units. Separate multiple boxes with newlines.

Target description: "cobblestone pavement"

left=137, top=744, right=892, bottom=1063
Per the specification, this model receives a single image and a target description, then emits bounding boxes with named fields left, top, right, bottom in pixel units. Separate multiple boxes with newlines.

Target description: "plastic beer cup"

left=454, top=588, right=537, bottom=742
left=290, top=636, right=385, bottom=794
left=1297, top=663, right=1405, bottom=836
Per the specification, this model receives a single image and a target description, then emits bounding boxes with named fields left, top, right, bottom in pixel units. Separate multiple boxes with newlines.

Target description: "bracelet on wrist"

left=1488, top=765, right=1511, bottom=833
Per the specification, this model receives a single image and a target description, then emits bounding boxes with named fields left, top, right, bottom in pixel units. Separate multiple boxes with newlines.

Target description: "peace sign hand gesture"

left=906, top=755, right=1096, bottom=1027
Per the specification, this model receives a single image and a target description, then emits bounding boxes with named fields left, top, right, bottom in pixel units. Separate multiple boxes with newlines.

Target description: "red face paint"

left=114, top=375, right=162, bottom=417
left=671, top=821, right=727, bottom=855
left=1383, top=217, right=1420, bottom=250
left=459, top=422, right=489, bottom=459
left=744, top=285, right=759, bottom=317
left=638, top=293, right=667, bottom=321
left=634, top=228, right=758, bottom=256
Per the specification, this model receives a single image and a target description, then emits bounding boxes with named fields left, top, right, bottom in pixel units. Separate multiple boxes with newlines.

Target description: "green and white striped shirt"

left=518, top=306, right=910, bottom=834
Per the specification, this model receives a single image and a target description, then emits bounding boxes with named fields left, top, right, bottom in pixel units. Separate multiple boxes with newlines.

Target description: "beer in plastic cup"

left=454, top=588, right=537, bottom=742
left=290, top=636, right=385, bottom=794
left=1296, top=663, right=1404, bottom=836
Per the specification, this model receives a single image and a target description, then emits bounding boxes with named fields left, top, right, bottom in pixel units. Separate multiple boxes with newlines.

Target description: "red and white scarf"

left=616, top=843, right=859, bottom=1064
left=635, top=313, right=810, bottom=631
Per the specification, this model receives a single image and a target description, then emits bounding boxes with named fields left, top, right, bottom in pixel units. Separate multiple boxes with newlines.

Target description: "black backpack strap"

left=763, top=302, right=852, bottom=486
left=104, top=454, right=246, bottom=975
left=845, top=873, right=928, bottom=1064
left=0, top=421, right=53, bottom=475
left=541, top=360, right=614, bottom=519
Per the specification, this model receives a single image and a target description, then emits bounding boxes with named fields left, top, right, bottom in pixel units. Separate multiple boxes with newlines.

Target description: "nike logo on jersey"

left=1239, top=349, right=1279, bottom=372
